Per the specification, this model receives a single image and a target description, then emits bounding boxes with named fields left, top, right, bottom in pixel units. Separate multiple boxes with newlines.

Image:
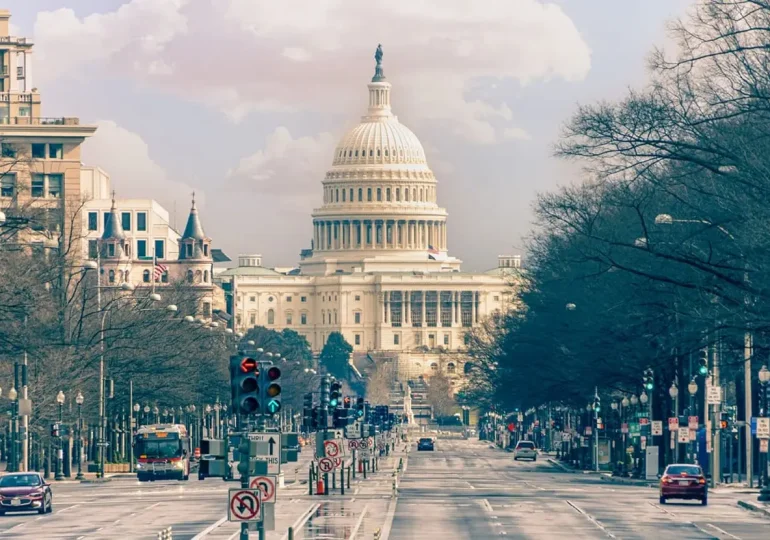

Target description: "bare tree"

left=365, top=361, right=395, bottom=404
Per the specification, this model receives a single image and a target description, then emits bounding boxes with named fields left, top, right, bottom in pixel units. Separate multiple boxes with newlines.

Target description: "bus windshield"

left=136, top=439, right=183, bottom=459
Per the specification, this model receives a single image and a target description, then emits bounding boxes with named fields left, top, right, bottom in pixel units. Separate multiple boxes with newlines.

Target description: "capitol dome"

left=307, top=47, right=454, bottom=275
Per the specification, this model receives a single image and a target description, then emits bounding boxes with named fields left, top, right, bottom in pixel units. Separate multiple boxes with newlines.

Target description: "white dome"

left=332, top=119, right=427, bottom=167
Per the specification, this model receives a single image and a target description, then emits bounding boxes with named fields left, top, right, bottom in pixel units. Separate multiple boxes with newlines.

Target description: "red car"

left=0, top=472, right=53, bottom=515
left=659, top=464, right=708, bottom=505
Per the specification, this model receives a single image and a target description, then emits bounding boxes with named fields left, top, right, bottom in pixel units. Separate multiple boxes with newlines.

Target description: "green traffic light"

left=330, top=399, right=338, bottom=407
left=699, top=365, right=708, bottom=375
left=645, top=382, right=653, bottom=390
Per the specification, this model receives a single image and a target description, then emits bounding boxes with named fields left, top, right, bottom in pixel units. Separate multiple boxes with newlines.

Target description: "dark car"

left=417, top=438, right=435, bottom=451
left=659, top=464, right=708, bottom=505
left=0, top=473, right=53, bottom=515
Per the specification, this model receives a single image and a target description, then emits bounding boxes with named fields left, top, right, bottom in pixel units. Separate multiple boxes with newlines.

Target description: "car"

left=417, top=437, right=435, bottom=451
left=513, top=440, right=537, bottom=461
left=659, top=464, right=708, bottom=505
left=0, top=472, right=53, bottom=515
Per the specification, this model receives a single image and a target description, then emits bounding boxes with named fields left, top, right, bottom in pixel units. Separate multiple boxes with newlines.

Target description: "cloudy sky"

left=8, top=0, right=692, bottom=270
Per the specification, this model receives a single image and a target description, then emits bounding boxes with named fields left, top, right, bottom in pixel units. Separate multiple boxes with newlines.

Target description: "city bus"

left=134, top=424, right=191, bottom=481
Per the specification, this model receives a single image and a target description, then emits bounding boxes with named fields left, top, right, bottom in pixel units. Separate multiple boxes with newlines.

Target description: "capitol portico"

left=219, top=48, right=521, bottom=382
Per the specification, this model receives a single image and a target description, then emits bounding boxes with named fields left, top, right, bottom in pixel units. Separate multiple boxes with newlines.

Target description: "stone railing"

left=0, top=116, right=80, bottom=126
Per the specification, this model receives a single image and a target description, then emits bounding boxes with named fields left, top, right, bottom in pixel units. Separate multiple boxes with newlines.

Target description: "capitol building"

left=220, top=51, right=520, bottom=381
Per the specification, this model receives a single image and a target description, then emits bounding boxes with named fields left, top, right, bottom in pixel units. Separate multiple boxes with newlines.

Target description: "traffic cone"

left=316, top=479, right=325, bottom=495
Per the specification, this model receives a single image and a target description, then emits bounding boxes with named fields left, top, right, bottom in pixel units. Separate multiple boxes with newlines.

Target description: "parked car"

left=513, top=440, right=537, bottom=461
left=417, top=437, right=435, bottom=451
left=0, top=472, right=53, bottom=515
left=659, top=464, right=708, bottom=505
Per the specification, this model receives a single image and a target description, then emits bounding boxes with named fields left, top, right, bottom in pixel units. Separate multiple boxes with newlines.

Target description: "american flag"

left=153, top=263, right=168, bottom=281
left=427, top=245, right=439, bottom=255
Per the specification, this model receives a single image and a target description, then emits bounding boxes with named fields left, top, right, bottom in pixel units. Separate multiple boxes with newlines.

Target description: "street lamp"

left=669, top=384, right=678, bottom=399
left=133, top=402, right=140, bottom=426
left=630, top=395, right=639, bottom=406
left=622, top=397, right=630, bottom=408
left=153, top=405, right=159, bottom=423
left=639, top=391, right=648, bottom=405
left=143, top=405, right=150, bottom=425
left=8, top=387, right=17, bottom=472
left=688, top=379, right=699, bottom=464
left=55, top=391, right=65, bottom=481
left=759, top=365, right=770, bottom=502
left=75, top=392, right=85, bottom=480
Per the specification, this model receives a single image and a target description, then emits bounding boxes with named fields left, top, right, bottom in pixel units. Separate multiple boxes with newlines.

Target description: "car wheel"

left=514, top=457, right=518, bottom=461
left=701, top=497, right=708, bottom=506
left=659, top=496, right=666, bottom=504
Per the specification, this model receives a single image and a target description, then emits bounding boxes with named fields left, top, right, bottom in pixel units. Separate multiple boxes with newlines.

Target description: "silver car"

left=513, top=440, right=537, bottom=461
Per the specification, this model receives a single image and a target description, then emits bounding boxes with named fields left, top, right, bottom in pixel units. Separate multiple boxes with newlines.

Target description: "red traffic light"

left=343, top=396, right=351, bottom=408
left=240, top=357, right=258, bottom=373
left=267, top=366, right=281, bottom=380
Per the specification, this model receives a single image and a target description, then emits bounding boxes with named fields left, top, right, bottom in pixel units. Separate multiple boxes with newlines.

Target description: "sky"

left=7, top=0, right=693, bottom=270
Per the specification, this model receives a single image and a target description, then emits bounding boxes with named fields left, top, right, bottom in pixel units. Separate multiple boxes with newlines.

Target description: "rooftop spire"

left=372, top=44, right=386, bottom=82
left=102, top=190, right=125, bottom=240
left=182, top=192, right=206, bottom=240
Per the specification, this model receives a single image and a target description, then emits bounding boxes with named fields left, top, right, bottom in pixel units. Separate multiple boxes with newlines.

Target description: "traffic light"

left=330, top=381, right=342, bottom=408
left=698, top=348, right=709, bottom=376
left=333, top=407, right=350, bottom=428
left=593, top=394, right=601, bottom=414
left=230, top=354, right=259, bottom=415
left=643, top=368, right=654, bottom=391
left=310, top=407, right=320, bottom=430
left=260, top=365, right=282, bottom=415
left=51, top=423, right=59, bottom=437
left=355, top=397, right=365, bottom=418
left=343, top=396, right=352, bottom=409
left=320, top=376, right=330, bottom=409
left=303, top=393, right=313, bottom=429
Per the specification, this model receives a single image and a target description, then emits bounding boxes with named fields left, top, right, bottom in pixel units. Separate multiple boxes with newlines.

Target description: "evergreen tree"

left=319, top=332, right=353, bottom=379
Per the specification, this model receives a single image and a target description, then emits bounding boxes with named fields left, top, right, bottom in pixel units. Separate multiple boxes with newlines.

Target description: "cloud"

left=503, top=127, right=532, bottom=141
left=227, top=126, right=336, bottom=208
left=82, top=120, right=200, bottom=218
left=32, top=0, right=590, bottom=144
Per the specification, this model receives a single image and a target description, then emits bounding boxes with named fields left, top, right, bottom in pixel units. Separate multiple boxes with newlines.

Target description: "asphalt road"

left=389, top=438, right=770, bottom=539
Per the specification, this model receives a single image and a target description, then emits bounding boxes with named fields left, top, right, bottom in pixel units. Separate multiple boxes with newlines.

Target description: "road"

left=0, top=438, right=768, bottom=539
left=389, top=438, right=770, bottom=539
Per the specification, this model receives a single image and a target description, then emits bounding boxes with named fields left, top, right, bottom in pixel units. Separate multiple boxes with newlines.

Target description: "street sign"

left=248, top=432, right=281, bottom=474
left=18, top=398, right=32, bottom=417
left=324, top=439, right=342, bottom=458
left=668, top=417, right=679, bottom=430
left=639, top=417, right=649, bottom=426
left=761, top=439, right=769, bottom=453
left=707, top=385, right=722, bottom=405
left=641, top=436, right=647, bottom=450
left=228, top=489, right=261, bottom=522
left=677, top=427, right=689, bottom=443
left=756, top=418, right=770, bottom=439
left=620, top=423, right=629, bottom=434
left=651, top=421, right=663, bottom=436
left=688, top=416, right=699, bottom=430
left=333, top=457, right=343, bottom=470
left=317, top=457, right=334, bottom=473
left=585, top=426, right=592, bottom=436
left=249, top=475, right=277, bottom=504
left=348, top=439, right=360, bottom=451
left=345, top=423, right=361, bottom=439
left=689, top=429, right=696, bottom=441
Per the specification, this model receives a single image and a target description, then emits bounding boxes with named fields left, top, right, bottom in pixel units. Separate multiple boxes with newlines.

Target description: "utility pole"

left=745, top=330, right=753, bottom=487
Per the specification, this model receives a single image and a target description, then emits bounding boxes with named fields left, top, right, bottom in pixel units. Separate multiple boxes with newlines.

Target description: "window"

left=161, top=271, right=168, bottom=283
left=322, top=311, right=326, bottom=324
left=355, top=295, right=361, bottom=301
left=287, top=296, right=292, bottom=302
left=187, top=270, right=194, bottom=283
left=286, top=312, right=293, bottom=325
left=443, top=334, right=449, bottom=346
left=358, top=188, right=362, bottom=202
left=354, top=312, right=361, bottom=324
left=203, top=270, right=209, bottom=282
left=334, top=310, right=338, bottom=324
left=367, top=188, right=372, bottom=201
left=137, top=212, right=147, bottom=231
left=87, top=211, right=98, bottom=231
left=301, top=312, right=307, bottom=325
left=249, top=313, right=256, bottom=325
left=386, top=188, right=391, bottom=201
left=108, top=269, right=115, bottom=284
left=414, top=333, right=421, bottom=345
left=1, top=174, right=15, bottom=197
left=394, top=334, right=400, bottom=345
left=88, top=240, right=98, bottom=259
left=250, top=296, right=256, bottom=302
left=143, top=270, right=150, bottom=283
left=48, top=144, right=63, bottom=159
left=342, top=189, right=346, bottom=202
left=267, top=309, right=275, bottom=325
left=31, top=174, right=44, bottom=197
left=355, top=334, right=361, bottom=345
left=137, top=239, right=147, bottom=258
left=430, top=363, right=438, bottom=372
left=121, top=212, right=131, bottom=231
left=47, top=174, right=62, bottom=198
left=447, top=362, right=456, bottom=373
left=107, top=243, right=115, bottom=257
left=154, top=240, right=165, bottom=259
left=268, top=296, right=274, bottom=302
left=396, top=188, right=400, bottom=201
left=31, top=143, right=45, bottom=159
left=301, top=296, right=307, bottom=303
left=494, top=295, right=500, bottom=301
left=1, top=144, right=16, bottom=158
left=377, top=188, right=382, bottom=201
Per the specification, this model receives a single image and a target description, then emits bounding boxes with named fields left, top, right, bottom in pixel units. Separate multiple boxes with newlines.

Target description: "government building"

left=219, top=51, right=521, bottom=382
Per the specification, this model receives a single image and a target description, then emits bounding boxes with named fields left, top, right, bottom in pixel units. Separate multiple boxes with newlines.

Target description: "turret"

left=178, top=194, right=211, bottom=261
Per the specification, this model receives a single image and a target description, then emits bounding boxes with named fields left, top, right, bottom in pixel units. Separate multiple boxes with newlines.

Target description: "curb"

left=547, top=459, right=578, bottom=473
left=599, top=475, right=656, bottom=488
left=737, top=500, right=770, bottom=518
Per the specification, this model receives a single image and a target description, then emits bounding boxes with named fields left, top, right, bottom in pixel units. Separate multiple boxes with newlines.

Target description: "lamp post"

left=143, top=405, right=150, bottom=425
left=611, top=402, right=618, bottom=467
left=759, top=365, right=770, bottom=502
left=688, top=380, right=698, bottom=464
left=669, top=384, right=679, bottom=465
left=153, top=406, right=159, bottom=424
left=55, top=391, right=65, bottom=481
left=75, top=392, right=85, bottom=480
left=8, top=386, right=17, bottom=472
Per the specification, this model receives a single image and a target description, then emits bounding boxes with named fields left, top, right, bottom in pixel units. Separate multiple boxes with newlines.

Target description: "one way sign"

left=248, top=432, right=281, bottom=474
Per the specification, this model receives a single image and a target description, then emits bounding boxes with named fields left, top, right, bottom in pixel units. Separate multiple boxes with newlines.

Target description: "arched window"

left=334, top=310, right=338, bottom=324
left=385, top=149, right=389, bottom=157
left=377, top=148, right=381, bottom=157
left=367, top=188, right=372, bottom=201
left=358, top=188, right=363, bottom=202
left=412, top=188, right=417, bottom=201
left=203, top=270, right=209, bottom=282
left=117, top=270, right=123, bottom=282
left=419, top=188, right=423, bottom=201
left=342, top=190, right=346, bottom=202
left=386, top=188, right=391, bottom=201
left=396, top=188, right=400, bottom=201
left=267, top=309, right=275, bottom=325
left=143, top=270, right=150, bottom=283
left=286, top=311, right=293, bottom=325
left=405, top=189, right=410, bottom=202
left=161, top=271, right=169, bottom=283
left=447, top=362, right=456, bottom=373
left=187, top=270, right=194, bottom=283
left=108, top=270, right=115, bottom=284
left=350, top=188, right=353, bottom=201
left=430, top=362, right=438, bottom=372
left=195, top=270, right=202, bottom=283
left=322, top=311, right=326, bottom=324
left=335, top=189, right=339, bottom=202
left=369, top=149, right=373, bottom=157
left=377, top=188, right=381, bottom=201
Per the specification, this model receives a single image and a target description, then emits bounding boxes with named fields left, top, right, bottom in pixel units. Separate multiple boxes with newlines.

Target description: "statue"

left=373, top=44, right=386, bottom=82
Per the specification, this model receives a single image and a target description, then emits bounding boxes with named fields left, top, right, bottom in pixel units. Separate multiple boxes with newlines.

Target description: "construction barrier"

left=157, top=526, right=172, bottom=540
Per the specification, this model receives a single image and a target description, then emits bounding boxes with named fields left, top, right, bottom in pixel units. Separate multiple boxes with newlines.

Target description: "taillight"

left=698, top=477, right=706, bottom=484
left=661, top=475, right=672, bottom=484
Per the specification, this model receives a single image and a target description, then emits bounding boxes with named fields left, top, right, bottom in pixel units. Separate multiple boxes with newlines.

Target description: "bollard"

left=288, top=526, right=294, bottom=540
left=324, top=473, right=329, bottom=495
left=316, top=478, right=325, bottom=495
left=392, top=472, right=398, bottom=497
left=341, top=468, right=345, bottom=495
left=309, top=464, right=314, bottom=495
left=363, top=460, right=367, bottom=479
left=347, top=465, right=352, bottom=489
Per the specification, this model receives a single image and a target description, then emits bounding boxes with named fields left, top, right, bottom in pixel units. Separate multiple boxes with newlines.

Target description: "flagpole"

left=152, top=253, right=156, bottom=295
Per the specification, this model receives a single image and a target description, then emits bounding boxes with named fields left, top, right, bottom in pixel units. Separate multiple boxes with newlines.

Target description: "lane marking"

left=705, top=523, right=741, bottom=539
left=379, top=488, right=399, bottom=540
left=349, top=504, right=369, bottom=540
left=483, top=499, right=493, bottom=513
left=565, top=500, right=616, bottom=539
left=279, top=503, right=320, bottom=540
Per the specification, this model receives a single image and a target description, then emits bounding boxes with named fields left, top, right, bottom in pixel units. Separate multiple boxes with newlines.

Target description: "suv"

left=513, top=440, right=537, bottom=461
left=417, top=438, right=435, bottom=451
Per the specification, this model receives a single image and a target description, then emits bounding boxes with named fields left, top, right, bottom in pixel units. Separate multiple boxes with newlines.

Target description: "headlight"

left=136, top=462, right=144, bottom=469
left=174, top=461, right=185, bottom=469
left=29, top=489, right=44, bottom=497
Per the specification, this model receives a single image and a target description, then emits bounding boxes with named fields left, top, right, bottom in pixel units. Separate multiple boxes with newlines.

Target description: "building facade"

left=0, top=10, right=97, bottom=249
left=219, top=55, right=521, bottom=382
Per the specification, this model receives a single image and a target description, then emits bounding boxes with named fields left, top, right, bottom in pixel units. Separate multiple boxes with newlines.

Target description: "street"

left=0, top=438, right=767, bottom=539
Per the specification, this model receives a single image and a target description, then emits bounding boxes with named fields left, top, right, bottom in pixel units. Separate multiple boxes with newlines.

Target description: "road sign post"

left=228, top=488, right=262, bottom=523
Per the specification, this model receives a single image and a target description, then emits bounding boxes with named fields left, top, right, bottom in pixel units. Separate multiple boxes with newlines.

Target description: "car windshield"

left=419, top=438, right=432, bottom=443
left=517, top=442, right=535, bottom=449
left=136, top=439, right=183, bottom=459
left=666, top=465, right=702, bottom=476
left=0, top=474, right=41, bottom=488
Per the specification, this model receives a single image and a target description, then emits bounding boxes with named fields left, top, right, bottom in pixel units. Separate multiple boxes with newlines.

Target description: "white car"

left=513, top=440, right=537, bottom=461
